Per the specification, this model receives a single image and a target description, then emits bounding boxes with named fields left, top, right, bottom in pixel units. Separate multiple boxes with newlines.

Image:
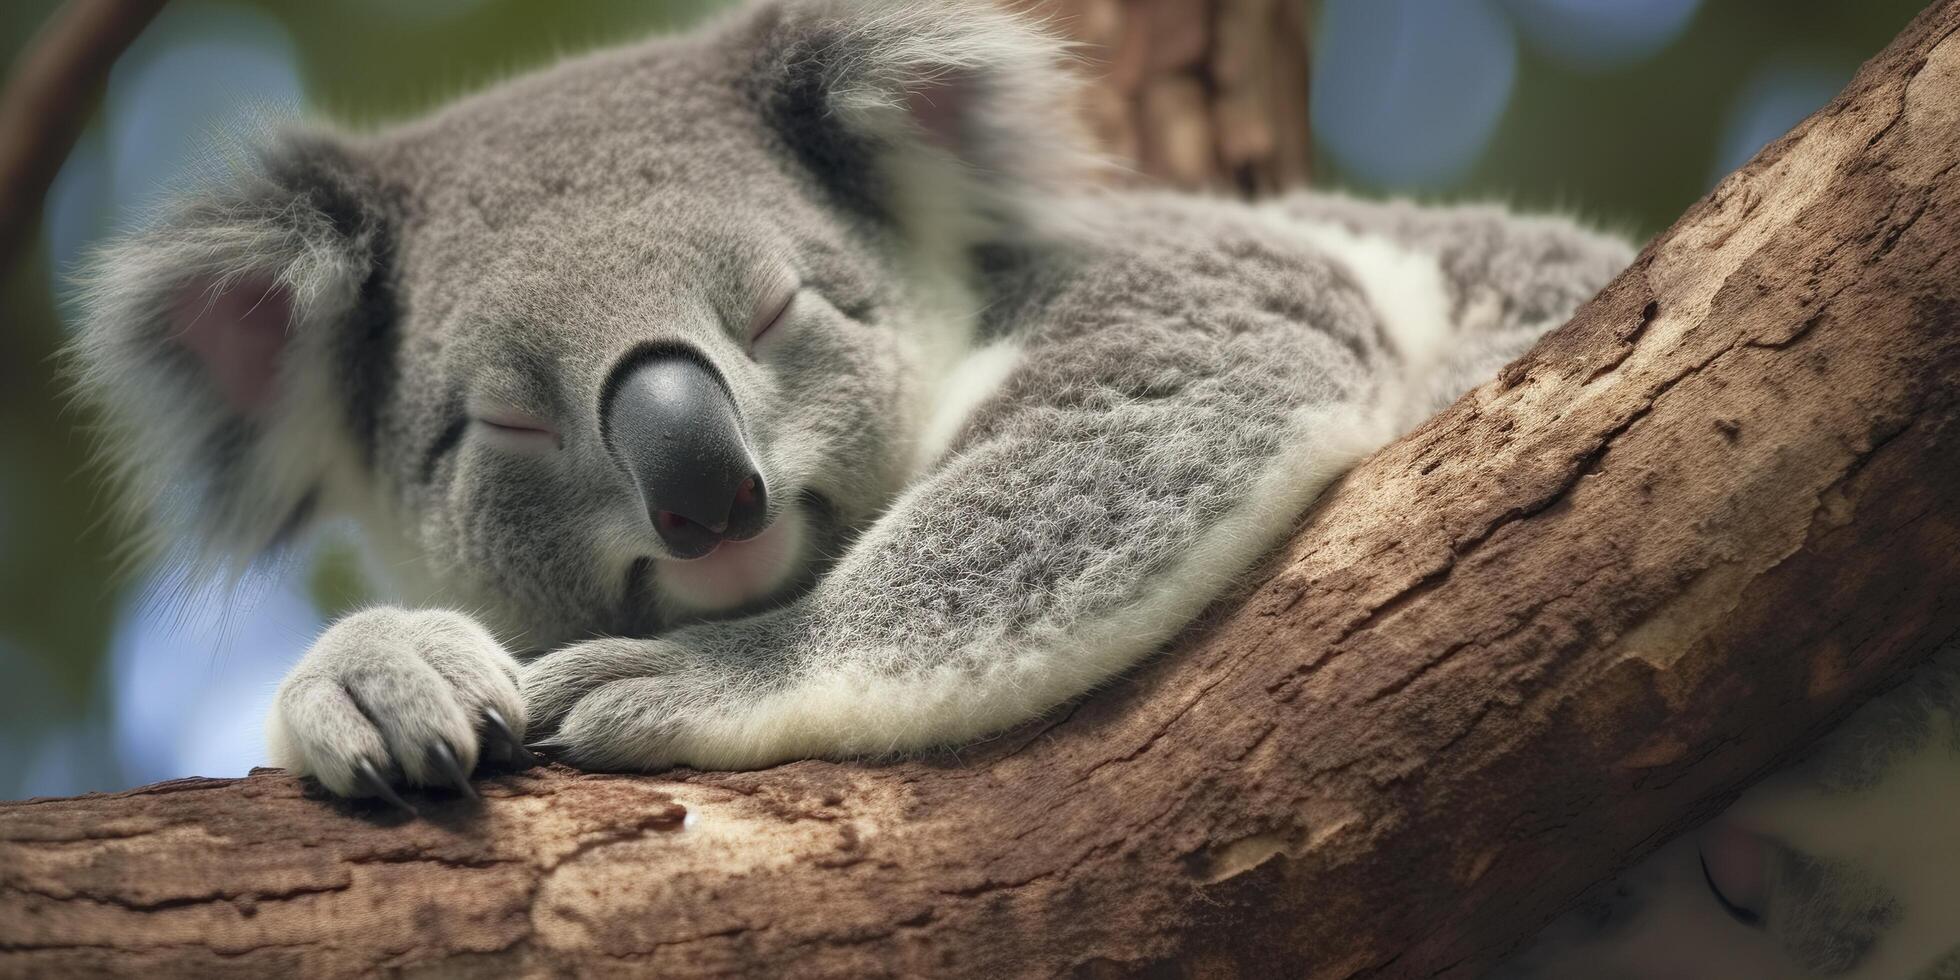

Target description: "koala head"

left=69, top=0, right=1091, bottom=649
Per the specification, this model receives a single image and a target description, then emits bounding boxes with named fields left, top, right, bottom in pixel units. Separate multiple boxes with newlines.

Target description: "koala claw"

left=354, top=759, right=417, bottom=816
left=481, top=707, right=538, bottom=769
left=266, top=607, right=526, bottom=804
left=428, top=743, right=480, bottom=801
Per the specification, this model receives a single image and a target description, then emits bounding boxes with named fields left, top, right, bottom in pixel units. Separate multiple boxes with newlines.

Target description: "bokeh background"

left=0, top=0, right=1930, bottom=800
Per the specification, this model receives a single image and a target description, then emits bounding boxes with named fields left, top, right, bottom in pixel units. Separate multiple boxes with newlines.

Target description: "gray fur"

left=1916, top=944, right=1960, bottom=980
left=1795, top=647, right=1960, bottom=794
left=68, top=0, right=1632, bottom=791
left=1772, top=848, right=1902, bottom=974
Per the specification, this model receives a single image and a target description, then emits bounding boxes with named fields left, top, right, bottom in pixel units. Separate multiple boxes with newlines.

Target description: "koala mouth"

left=651, top=506, right=808, bottom=615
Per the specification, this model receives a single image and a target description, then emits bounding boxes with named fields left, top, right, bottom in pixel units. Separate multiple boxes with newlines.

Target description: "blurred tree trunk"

left=0, top=0, right=166, bottom=275
left=1010, top=0, right=1314, bottom=193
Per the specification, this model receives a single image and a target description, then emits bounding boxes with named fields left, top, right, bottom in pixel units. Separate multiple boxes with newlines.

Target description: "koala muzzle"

left=604, top=354, right=768, bottom=559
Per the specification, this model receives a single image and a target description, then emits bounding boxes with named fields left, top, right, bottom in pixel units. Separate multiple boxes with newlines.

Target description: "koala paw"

left=520, top=638, right=720, bottom=772
left=267, top=607, right=534, bottom=807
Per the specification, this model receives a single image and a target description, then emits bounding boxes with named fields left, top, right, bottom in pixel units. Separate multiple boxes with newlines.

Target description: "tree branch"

left=0, top=0, right=166, bottom=274
left=5, top=1, right=1960, bottom=977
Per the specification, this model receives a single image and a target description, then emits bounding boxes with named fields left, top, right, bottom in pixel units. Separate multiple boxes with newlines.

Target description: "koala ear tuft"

left=756, top=0, right=1100, bottom=260
left=69, top=130, right=394, bottom=571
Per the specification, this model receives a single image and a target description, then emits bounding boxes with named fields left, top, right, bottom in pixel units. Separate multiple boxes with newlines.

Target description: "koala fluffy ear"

left=756, top=0, right=1098, bottom=262
left=68, top=131, right=394, bottom=571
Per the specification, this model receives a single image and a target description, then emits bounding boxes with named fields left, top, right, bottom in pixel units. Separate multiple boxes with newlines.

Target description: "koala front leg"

left=1280, top=193, right=1637, bottom=340
left=524, top=332, right=1382, bottom=771
left=267, top=607, right=534, bottom=806
left=1277, top=195, right=1637, bottom=427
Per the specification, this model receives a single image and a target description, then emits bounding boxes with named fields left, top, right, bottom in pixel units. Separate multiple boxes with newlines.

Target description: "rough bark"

left=6, top=2, right=1960, bottom=978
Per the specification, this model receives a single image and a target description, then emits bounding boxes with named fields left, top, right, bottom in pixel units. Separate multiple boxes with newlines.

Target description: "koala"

left=68, top=0, right=1633, bottom=803
left=1495, top=642, right=1960, bottom=980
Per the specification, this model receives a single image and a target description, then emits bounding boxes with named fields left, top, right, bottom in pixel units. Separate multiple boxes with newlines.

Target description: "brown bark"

left=6, top=2, right=1960, bottom=978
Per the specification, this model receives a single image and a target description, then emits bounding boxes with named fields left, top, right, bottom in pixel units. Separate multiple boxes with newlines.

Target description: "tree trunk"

left=6, top=2, right=1960, bottom=978
left=1013, top=0, right=1314, bottom=193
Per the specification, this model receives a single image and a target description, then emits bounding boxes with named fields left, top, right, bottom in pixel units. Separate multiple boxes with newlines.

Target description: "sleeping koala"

left=69, top=0, right=1633, bottom=800
left=1496, top=642, right=1960, bottom=980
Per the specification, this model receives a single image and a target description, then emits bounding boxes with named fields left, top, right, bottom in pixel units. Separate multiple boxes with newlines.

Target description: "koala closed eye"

left=472, top=411, right=561, bottom=453
left=747, top=271, right=800, bottom=355
left=1698, top=823, right=1769, bottom=927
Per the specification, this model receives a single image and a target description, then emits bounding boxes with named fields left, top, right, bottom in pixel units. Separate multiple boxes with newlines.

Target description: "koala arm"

left=1264, top=194, right=1637, bottom=430
left=523, top=328, right=1387, bottom=771
left=1277, top=193, right=1638, bottom=340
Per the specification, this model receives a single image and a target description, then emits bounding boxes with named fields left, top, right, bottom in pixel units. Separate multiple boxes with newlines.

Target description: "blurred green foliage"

left=1441, top=1, right=1926, bottom=234
left=1306, top=0, right=1928, bottom=232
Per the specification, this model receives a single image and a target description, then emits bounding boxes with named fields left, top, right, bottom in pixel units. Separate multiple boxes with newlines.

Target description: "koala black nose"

left=603, top=353, right=768, bottom=559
